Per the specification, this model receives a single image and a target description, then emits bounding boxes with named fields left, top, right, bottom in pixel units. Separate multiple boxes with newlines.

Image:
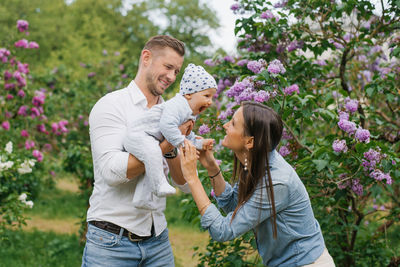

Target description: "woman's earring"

left=244, top=155, right=248, bottom=171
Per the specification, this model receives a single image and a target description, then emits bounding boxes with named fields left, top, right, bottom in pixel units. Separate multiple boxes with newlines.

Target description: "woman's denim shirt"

left=201, top=150, right=325, bottom=267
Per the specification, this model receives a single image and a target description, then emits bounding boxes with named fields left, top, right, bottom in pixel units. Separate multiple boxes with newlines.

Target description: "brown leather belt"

left=89, top=221, right=154, bottom=242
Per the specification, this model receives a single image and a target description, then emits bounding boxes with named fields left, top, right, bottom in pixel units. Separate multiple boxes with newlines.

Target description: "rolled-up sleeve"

left=89, top=96, right=130, bottom=186
left=201, top=182, right=289, bottom=242
left=214, top=182, right=238, bottom=213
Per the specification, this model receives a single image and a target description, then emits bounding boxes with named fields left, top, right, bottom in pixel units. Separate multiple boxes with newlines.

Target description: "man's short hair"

left=143, top=35, right=185, bottom=57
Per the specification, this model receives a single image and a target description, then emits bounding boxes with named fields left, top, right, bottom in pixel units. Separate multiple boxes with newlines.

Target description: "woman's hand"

left=179, top=139, right=199, bottom=184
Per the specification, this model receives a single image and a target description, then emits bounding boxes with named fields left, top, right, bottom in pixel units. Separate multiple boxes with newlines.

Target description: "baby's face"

left=185, top=88, right=216, bottom=115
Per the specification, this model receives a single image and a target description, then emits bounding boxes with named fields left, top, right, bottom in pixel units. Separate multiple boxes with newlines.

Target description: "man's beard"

left=145, top=72, right=163, bottom=97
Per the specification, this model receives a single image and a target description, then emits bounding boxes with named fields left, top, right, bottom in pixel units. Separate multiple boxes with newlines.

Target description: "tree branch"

left=282, top=121, right=313, bottom=154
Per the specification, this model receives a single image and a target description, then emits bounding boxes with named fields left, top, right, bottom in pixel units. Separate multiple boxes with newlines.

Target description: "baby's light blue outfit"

left=201, top=150, right=326, bottom=266
left=124, top=63, right=217, bottom=210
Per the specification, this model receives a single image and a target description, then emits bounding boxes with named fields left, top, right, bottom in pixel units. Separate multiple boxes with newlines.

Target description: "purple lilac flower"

left=15, top=39, right=29, bottom=48
left=32, top=150, right=43, bottom=162
left=44, top=144, right=53, bottom=152
left=261, top=10, right=275, bottom=19
left=343, top=33, right=354, bottom=42
left=247, top=59, right=266, bottom=74
left=231, top=3, right=240, bottom=11
left=351, top=179, right=363, bottom=196
left=279, top=145, right=291, bottom=157
left=25, top=140, right=35, bottom=150
left=0, top=48, right=10, bottom=63
left=287, top=41, right=298, bottom=52
left=274, top=0, right=288, bottom=8
left=276, top=44, right=285, bottom=53
left=32, top=91, right=46, bottom=107
left=282, top=128, right=292, bottom=140
left=362, top=70, right=372, bottom=83
left=237, top=59, right=249, bottom=67
left=338, top=119, right=357, bottom=134
left=254, top=91, right=270, bottom=103
left=345, top=98, right=358, bottom=113
left=332, top=139, right=348, bottom=153
left=355, top=128, right=370, bottom=143
left=102, top=49, right=108, bottom=56
left=198, top=124, right=210, bottom=135
left=235, top=88, right=256, bottom=103
left=17, top=20, right=29, bottom=32
left=18, top=105, right=28, bottom=116
left=370, top=169, right=392, bottom=184
left=31, top=107, right=41, bottom=118
left=225, top=77, right=254, bottom=98
left=224, top=79, right=232, bottom=87
left=337, top=174, right=349, bottom=189
left=21, top=129, right=29, bottom=137
left=17, top=62, right=29, bottom=74
left=223, top=56, right=235, bottom=63
left=283, top=84, right=299, bottom=96
left=1, top=121, right=10, bottom=130
left=217, top=79, right=225, bottom=93
left=362, top=148, right=382, bottom=171
left=338, top=111, right=349, bottom=121
left=4, top=83, right=15, bottom=90
left=37, top=124, right=47, bottom=133
left=267, top=59, right=286, bottom=74
left=88, top=72, right=96, bottom=78
left=28, top=41, right=39, bottom=49
left=314, top=59, right=327, bottom=66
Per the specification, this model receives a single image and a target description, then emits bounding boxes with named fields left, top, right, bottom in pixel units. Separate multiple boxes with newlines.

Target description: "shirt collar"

left=268, top=149, right=278, bottom=166
left=127, top=80, right=164, bottom=108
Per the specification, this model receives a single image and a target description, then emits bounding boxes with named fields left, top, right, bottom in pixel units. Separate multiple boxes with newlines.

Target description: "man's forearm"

left=167, top=154, right=187, bottom=185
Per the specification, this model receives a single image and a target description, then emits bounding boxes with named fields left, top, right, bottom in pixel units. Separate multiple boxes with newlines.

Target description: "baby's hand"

left=202, top=138, right=214, bottom=150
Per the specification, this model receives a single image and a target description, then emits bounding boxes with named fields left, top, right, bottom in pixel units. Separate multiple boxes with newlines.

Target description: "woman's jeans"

left=81, top=223, right=174, bottom=267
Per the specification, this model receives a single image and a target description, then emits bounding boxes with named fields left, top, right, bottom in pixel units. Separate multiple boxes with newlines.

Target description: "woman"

left=179, top=101, right=335, bottom=266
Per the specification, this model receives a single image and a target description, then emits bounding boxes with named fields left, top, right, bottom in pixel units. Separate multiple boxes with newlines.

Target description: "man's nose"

left=166, top=70, right=175, bottom=83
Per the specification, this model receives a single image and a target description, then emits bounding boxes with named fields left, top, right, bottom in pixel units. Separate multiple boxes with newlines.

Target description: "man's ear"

left=245, top=136, right=254, bottom=150
left=141, top=49, right=152, bottom=66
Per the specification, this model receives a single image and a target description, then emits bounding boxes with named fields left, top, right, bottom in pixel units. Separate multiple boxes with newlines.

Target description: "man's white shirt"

left=87, top=80, right=189, bottom=236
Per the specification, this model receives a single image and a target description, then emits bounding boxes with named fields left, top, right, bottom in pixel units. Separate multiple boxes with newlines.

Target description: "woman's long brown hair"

left=231, top=101, right=283, bottom=239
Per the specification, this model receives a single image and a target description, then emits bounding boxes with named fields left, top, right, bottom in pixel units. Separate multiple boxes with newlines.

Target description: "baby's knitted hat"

left=179, top=63, right=217, bottom=95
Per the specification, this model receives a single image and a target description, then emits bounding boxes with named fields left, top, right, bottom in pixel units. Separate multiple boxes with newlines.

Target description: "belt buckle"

left=128, top=232, right=143, bottom=242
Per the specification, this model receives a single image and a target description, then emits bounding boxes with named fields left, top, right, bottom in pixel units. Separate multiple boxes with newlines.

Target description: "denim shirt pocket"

left=86, top=227, right=119, bottom=248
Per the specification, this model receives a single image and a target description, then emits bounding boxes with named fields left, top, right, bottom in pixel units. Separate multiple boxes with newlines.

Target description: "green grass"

left=2, top=179, right=206, bottom=267
left=0, top=230, right=82, bottom=267
left=24, top=186, right=86, bottom=220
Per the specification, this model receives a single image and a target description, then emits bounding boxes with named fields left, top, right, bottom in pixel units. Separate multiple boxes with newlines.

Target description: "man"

left=81, top=35, right=192, bottom=266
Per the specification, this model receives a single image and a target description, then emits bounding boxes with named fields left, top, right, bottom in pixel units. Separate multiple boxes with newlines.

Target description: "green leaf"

left=312, top=159, right=329, bottom=171
left=366, top=87, right=375, bottom=97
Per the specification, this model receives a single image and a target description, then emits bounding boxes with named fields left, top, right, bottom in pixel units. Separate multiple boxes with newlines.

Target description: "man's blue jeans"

left=81, top=223, right=174, bottom=267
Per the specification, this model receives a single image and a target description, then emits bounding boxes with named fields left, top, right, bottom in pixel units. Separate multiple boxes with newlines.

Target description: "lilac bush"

left=195, top=1, right=400, bottom=266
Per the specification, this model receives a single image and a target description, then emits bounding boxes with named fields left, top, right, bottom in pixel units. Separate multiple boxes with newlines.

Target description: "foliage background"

left=1, top=0, right=399, bottom=266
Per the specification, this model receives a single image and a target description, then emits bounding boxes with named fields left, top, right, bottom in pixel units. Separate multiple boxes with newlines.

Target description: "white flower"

left=18, top=160, right=33, bottom=174
left=0, top=161, right=14, bottom=171
left=25, top=200, right=34, bottom=208
left=28, top=159, right=36, bottom=167
left=18, top=193, right=28, bottom=202
left=5, top=141, right=12, bottom=154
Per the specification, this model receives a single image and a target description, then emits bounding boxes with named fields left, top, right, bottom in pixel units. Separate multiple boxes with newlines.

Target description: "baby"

left=124, top=63, right=216, bottom=210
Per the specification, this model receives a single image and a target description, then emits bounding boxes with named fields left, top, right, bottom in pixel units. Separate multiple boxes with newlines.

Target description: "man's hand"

left=179, top=120, right=194, bottom=136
